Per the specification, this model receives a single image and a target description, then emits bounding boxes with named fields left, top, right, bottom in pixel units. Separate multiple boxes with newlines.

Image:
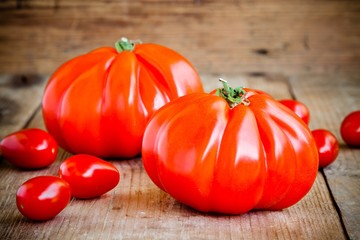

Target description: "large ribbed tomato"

left=42, top=38, right=203, bottom=158
left=142, top=79, right=318, bottom=214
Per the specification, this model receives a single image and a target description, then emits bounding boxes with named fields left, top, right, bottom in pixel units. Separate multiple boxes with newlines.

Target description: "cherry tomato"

left=16, top=176, right=71, bottom=221
left=312, top=129, right=339, bottom=168
left=0, top=128, right=58, bottom=169
left=59, top=154, right=120, bottom=199
left=340, top=110, right=360, bottom=147
left=278, top=99, right=310, bottom=125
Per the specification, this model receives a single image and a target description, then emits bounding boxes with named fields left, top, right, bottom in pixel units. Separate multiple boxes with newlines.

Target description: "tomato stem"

left=114, top=37, right=142, bottom=52
left=216, top=78, right=250, bottom=108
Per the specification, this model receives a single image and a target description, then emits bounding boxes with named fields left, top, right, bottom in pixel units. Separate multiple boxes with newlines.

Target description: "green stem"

left=114, top=37, right=142, bottom=52
left=216, top=78, right=250, bottom=108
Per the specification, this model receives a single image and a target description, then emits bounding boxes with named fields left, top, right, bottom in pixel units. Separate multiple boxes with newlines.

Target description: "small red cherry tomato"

left=16, top=176, right=71, bottom=221
left=279, top=99, right=310, bottom=125
left=59, top=154, right=120, bottom=199
left=340, top=110, right=360, bottom=147
left=312, top=129, right=339, bottom=168
left=0, top=128, right=58, bottom=169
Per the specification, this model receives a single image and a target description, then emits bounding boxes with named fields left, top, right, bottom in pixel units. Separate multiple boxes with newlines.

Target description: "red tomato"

left=312, top=129, right=339, bottom=168
left=142, top=79, right=318, bottom=214
left=16, top=176, right=71, bottom=221
left=278, top=99, right=310, bottom=125
left=0, top=128, right=58, bottom=169
left=42, top=38, right=204, bottom=158
left=340, top=110, right=360, bottom=147
left=59, top=154, right=120, bottom=199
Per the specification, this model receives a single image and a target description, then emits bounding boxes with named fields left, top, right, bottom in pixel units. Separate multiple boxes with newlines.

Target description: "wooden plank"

left=0, top=74, right=48, bottom=138
left=0, top=74, right=347, bottom=239
left=289, top=74, right=360, bottom=240
left=1, top=0, right=199, bottom=9
left=0, top=0, right=17, bottom=9
left=0, top=0, right=359, bottom=75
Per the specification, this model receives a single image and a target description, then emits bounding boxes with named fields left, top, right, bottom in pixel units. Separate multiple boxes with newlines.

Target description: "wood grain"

left=290, top=74, right=360, bottom=240
left=0, top=0, right=360, bottom=76
left=0, top=74, right=47, bottom=138
left=1, top=0, right=359, bottom=238
left=0, top=152, right=347, bottom=240
left=0, top=74, right=348, bottom=240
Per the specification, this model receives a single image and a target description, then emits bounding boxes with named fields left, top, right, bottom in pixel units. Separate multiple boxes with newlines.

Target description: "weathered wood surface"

left=1, top=0, right=360, bottom=239
left=0, top=73, right=359, bottom=239
left=0, top=75, right=47, bottom=137
left=290, top=75, right=360, bottom=240
left=1, top=0, right=360, bottom=76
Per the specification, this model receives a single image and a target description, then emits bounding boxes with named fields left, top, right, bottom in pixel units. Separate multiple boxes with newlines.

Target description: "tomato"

left=16, top=176, right=71, bottom=221
left=340, top=110, right=360, bottom=147
left=0, top=128, right=58, bottom=169
left=42, top=38, right=203, bottom=158
left=312, top=129, right=339, bottom=168
left=278, top=99, right=310, bottom=125
left=59, top=154, right=120, bottom=199
left=142, top=79, right=318, bottom=214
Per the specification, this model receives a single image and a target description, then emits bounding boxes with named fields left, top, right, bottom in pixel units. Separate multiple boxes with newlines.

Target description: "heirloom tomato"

left=16, top=176, right=71, bottom=221
left=42, top=38, right=203, bottom=158
left=340, top=110, right=360, bottom=147
left=0, top=128, right=58, bottom=169
left=142, top=79, right=318, bottom=214
left=311, top=129, right=339, bottom=168
left=59, top=154, right=120, bottom=198
left=278, top=99, right=310, bottom=125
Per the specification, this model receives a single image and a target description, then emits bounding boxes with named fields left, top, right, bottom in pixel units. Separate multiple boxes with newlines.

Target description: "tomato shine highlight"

left=42, top=39, right=203, bottom=158
left=142, top=83, right=318, bottom=214
left=16, top=176, right=71, bottom=221
left=0, top=128, right=58, bottom=169
left=59, top=154, right=120, bottom=199
left=278, top=99, right=310, bottom=125
left=340, top=110, right=360, bottom=147
left=312, top=129, right=339, bottom=168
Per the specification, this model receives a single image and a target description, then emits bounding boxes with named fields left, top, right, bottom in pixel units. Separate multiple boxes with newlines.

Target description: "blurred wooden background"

left=1, top=0, right=359, bottom=77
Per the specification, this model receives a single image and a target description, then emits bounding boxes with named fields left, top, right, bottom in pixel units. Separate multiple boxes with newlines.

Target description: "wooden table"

left=1, top=0, right=360, bottom=239
left=0, top=74, right=359, bottom=239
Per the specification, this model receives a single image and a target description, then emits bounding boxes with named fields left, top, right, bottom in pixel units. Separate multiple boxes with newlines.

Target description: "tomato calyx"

left=114, top=37, right=142, bottom=52
left=216, top=78, right=250, bottom=108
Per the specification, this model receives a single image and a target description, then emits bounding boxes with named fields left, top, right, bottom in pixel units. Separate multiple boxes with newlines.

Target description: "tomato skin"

left=59, top=154, right=120, bottom=199
left=312, top=129, right=339, bottom=168
left=0, top=128, right=58, bottom=169
left=42, top=41, right=203, bottom=158
left=142, top=89, right=318, bottom=214
left=16, top=176, right=71, bottom=221
left=278, top=99, right=310, bottom=125
left=340, top=111, right=360, bottom=147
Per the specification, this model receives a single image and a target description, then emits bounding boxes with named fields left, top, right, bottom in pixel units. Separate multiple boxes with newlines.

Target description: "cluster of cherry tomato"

left=0, top=129, right=120, bottom=221
left=279, top=100, right=360, bottom=168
